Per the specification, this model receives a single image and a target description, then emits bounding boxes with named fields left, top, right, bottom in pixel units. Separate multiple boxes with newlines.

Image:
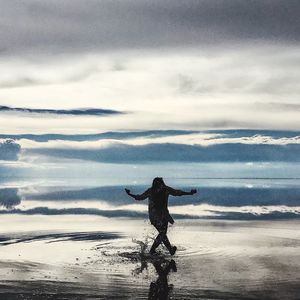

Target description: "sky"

left=0, top=1, right=300, bottom=222
left=0, top=0, right=300, bottom=134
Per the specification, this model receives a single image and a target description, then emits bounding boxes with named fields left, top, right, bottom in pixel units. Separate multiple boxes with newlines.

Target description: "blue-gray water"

left=1, top=129, right=300, bottom=299
left=1, top=129, right=300, bottom=220
left=1, top=160, right=299, bottom=220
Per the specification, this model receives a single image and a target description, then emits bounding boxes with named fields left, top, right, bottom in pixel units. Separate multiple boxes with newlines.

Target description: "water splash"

left=132, top=237, right=150, bottom=257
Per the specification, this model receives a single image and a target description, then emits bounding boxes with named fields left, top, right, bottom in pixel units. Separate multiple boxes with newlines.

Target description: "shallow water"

left=0, top=216, right=299, bottom=299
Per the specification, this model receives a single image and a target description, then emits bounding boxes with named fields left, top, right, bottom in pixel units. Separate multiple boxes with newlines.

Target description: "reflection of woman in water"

left=148, top=259, right=177, bottom=300
left=125, top=177, right=197, bottom=255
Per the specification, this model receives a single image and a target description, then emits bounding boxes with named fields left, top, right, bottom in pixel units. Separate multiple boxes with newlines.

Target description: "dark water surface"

left=0, top=217, right=299, bottom=299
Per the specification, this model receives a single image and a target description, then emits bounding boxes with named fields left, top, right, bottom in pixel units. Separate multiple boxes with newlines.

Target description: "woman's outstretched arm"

left=125, top=188, right=150, bottom=201
left=167, top=186, right=197, bottom=197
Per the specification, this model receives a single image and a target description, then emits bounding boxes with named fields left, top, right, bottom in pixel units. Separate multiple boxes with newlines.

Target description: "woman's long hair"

left=152, top=177, right=166, bottom=195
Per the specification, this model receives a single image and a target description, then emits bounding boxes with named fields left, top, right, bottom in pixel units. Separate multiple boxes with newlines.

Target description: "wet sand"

left=0, top=215, right=300, bottom=299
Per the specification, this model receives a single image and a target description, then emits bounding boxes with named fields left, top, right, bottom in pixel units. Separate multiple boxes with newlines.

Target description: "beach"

left=0, top=215, right=299, bottom=299
left=1, top=0, right=300, bottom=298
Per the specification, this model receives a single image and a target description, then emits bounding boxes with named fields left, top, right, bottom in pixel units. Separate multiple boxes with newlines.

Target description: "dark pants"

left=150, top=220, right=172, bottom=252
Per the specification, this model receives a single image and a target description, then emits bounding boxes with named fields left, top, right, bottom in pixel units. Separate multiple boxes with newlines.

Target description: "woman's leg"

left=150, top=222, right=171, bottom=253
left=150, top=223, right=163, bottom=253
left=159, top=223, right=172, bottom=250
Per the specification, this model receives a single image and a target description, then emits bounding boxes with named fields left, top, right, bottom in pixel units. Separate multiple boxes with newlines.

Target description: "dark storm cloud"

left=0, top=105, right=123, bottom=116
left=1, top=0, right=299, bottom=57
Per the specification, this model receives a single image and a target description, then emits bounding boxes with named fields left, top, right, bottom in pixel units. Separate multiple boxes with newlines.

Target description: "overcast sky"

left=0, top=0, right=300, bottom=133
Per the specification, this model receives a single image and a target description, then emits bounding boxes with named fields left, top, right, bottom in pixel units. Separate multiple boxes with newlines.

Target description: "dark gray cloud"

left=0, top=130, right=196, bottom=142
left=1, top=129, right=298, bottom=143
left=1, top=0, right=299, bottom=58
left=207, top=129, right=300, bottom=139
left=27, top=142, right=300, bottom=163
left=0, top=105, right=123, bottom=116
left=0, top=139, right=21, bottom=161
left=0, top=188, right=22, bottom=209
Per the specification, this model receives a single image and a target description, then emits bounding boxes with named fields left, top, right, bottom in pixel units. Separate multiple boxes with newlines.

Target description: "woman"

left=125, top=177, right=197, bottom=255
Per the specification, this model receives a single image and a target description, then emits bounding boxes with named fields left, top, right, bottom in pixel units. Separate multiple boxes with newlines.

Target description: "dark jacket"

left=134, top=186, right=187, bottom=225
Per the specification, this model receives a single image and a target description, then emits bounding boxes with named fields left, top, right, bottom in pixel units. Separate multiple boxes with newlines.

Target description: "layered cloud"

left=0, top=105, right=123, bottom=116
left=1, top=130, right=299, bottom=163
left=0, top=188, right=22, bottom=208
left=0, top=139, right=21, bottom=160
left=0, top=1, right=299, bottom=133
left=1, top=50, right=299, bottom=133
left=21, top=142, right=300, bottom=163
left=0, top=130, right=196, bottom=142
left=13, top=130, right=299, bottom=163
left=14, top=130, right=300, bottom=147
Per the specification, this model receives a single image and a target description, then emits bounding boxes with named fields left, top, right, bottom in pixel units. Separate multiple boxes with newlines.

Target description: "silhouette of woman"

left=125, top=177, right=197, bottom=255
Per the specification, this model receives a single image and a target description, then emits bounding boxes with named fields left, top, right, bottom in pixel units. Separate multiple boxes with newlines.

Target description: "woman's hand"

left=190, top=189, right=197, bottom=195
left=125, top=188, right=137, bottom=200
